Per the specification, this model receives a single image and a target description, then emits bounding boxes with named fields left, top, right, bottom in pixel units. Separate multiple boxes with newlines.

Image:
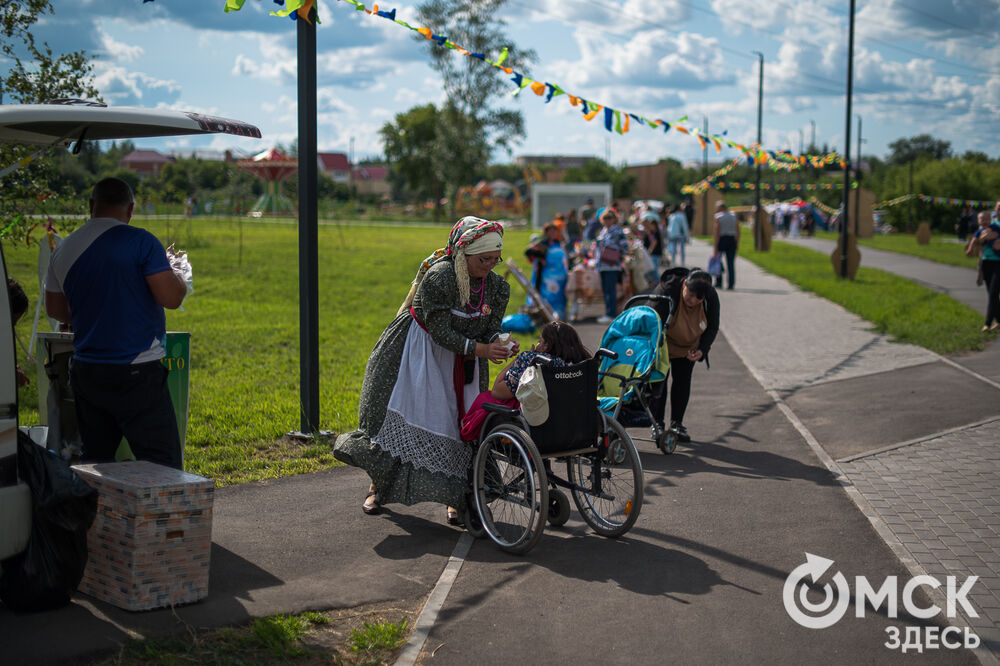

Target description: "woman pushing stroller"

left=646, top=268, right=720, bottom=443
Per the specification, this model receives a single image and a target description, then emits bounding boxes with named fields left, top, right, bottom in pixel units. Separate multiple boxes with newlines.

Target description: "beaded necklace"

left=467, top=277, right=485, bottom=312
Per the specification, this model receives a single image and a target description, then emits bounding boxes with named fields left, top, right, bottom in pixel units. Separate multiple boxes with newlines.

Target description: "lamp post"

left=296, top=7, right=320, bottom=434
left=810, top=119, right=816, bottom=152
left=703, top=116, right=709, bottom=235
left=753, top=51, right=764, bottom=252
left=839, top=0, right=855, bottom=279
left=854, top=115, right=864, bottom=236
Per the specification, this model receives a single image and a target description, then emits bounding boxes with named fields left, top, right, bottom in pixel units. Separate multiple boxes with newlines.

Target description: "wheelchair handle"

left=595, top=347, right=618, bottom=361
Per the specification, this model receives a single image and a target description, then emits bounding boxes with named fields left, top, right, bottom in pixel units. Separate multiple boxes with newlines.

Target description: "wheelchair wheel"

left=547, top=489, right=571, bottom=527
left=462, top=499, right=486, bottom=539
left=566, top=418, right=643, bottom=538
left=473, top=425, right=548, bottom=554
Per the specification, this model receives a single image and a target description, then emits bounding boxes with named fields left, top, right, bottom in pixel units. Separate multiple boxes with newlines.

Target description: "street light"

left=839, top=0, right=856, bottom=279
left=753, top=50, right=764, bottom=252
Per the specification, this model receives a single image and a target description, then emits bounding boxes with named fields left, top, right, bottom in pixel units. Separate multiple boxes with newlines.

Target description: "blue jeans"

left=600, top=270, right=620, bottom=317
left=668, top=238, right=685, bottom=265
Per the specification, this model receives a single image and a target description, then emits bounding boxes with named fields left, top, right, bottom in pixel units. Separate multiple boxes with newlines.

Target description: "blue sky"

left=18, top=0, right=1000, bottom=168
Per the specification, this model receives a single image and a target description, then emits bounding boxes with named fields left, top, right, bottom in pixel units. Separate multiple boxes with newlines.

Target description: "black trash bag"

left=0, top=431, right=98, bottom=612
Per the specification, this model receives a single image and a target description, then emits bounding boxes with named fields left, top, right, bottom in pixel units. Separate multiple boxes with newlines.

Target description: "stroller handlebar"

left=623, top=293, right=674, bottom=311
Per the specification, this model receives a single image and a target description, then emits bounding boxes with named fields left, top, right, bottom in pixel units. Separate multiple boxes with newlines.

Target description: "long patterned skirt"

left=334, top=314, right=478, bottom=510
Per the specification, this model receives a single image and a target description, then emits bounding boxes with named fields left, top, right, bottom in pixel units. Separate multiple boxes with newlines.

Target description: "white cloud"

left=98, top=30, right=143, bottom=62
left=92, top=64, right=181, bottom=105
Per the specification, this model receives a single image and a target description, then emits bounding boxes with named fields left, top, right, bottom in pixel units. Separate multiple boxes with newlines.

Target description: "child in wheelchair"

left=461, top=321, right=590, bottom=440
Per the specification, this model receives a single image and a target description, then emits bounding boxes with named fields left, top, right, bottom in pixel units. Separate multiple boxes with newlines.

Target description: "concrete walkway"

left=1, top=235, right=997, bottom=664
left=696, top=237, right=1000, bottom=662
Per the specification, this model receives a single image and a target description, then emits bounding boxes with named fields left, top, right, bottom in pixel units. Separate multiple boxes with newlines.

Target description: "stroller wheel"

left=606, top=438, right=628, bottom=464
left=657, top=429, right=677, bottom=455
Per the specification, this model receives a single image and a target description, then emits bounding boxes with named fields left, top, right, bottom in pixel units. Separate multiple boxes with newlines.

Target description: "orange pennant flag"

left=530, top=81, right=546, bottom=96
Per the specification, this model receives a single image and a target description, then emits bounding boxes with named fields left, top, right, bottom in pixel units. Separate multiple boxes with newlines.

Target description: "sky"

left=16, top=0, right=1000, bottom=170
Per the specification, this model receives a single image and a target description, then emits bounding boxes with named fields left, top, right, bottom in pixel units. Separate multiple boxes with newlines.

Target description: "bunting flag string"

left=915, top=194, right=998, bottom=208
left=809, top=198, right=839, bottom=215
left=705, top=181, right=856, bottom=192
left=212, top=0, right=855, bottom=166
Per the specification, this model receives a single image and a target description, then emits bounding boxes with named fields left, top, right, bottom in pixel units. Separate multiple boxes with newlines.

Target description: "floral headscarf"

left=397, top=216, right=504, bottom=316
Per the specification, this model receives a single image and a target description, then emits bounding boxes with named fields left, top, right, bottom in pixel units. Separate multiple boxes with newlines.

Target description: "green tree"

left=887, top=134, right=951, bottom=165
left=0, top=1, right=101, bottom=236
left=416, top=0, right=535, bottom=217
left=381, top=104, right=446, bottom=218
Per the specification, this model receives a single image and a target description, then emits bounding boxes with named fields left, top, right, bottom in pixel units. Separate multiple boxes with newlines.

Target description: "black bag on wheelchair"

left=527, top=358, right=600, bottom=455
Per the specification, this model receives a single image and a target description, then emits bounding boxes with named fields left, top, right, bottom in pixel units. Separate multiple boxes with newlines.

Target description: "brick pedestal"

left=72, top=461, right=213, bottom=611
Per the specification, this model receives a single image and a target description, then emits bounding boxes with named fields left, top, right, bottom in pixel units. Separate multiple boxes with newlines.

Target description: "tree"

left=416, top=0, right=536, bottom=217
left=0, top=1, right=101, bottom=236
left=887, top=135, right=951, bottom=165
left=381, top=104, right=445, bottom=217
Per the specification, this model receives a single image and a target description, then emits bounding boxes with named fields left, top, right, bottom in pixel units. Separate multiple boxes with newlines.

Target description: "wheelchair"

left=462, top=349, right=644, bottom=555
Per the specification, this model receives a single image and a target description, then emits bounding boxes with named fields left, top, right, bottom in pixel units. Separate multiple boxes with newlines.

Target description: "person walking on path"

left=713, top=201, right=739, bottom=290
left=44, top=177, right=187, bottom=470
left=966, top=210, right=1000, bottom=331
left=666, top=204, right=691, bottom=267
left=333, top=217, right=517, bottom=524
left=595, top=209, right=628, bottom=324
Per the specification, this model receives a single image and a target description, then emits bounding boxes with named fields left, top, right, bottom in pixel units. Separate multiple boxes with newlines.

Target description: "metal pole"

left=908, top=160, right=914, bottom=232
left=854, top=115, right=862, bottom=236
left=810, top=120, right=816, bottom=152
left=840, top=0, right=855, bottom=279
left=753, top=51, right=764, bottom=252
left=702, top=116, right=708, bottom=235
left=297, top=10, right=320, bottom=433
left=799, top=129, right=803, bottom=156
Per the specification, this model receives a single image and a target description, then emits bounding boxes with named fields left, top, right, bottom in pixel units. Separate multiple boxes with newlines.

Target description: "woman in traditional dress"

left=334, top=217, right=517, bottom=524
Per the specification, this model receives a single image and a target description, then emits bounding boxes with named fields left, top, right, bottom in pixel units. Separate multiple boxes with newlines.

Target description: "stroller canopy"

left=597, top=306, right=668, bottom=413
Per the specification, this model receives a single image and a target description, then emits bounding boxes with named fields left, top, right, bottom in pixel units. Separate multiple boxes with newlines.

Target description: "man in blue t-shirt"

left=45, top=178, right=187, bottom=469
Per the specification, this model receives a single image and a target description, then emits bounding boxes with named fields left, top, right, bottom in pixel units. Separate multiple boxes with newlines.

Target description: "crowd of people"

left=524, top=197, right=706, bottom=324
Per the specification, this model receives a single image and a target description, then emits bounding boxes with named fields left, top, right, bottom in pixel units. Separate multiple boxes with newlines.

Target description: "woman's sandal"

left=446, top=507, right=460, bottom=526
left=362, top=491, right=381, bottom=515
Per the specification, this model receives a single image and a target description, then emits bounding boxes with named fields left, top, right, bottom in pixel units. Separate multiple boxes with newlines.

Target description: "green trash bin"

left=36, top=331, right=192, bottom=468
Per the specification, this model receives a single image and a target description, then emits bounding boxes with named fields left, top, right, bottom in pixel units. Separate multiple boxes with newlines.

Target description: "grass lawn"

left=812, top=230, right=981, bottom=269
left=5, top=218, right=538, bottom=485
left=742, top=240, right=992, bottom=354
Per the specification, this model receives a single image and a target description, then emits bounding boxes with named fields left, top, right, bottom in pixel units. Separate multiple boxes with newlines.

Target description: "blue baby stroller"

left=596, top=294, right=679, bottom=454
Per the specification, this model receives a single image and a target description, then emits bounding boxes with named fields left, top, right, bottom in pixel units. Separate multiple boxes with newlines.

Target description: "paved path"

left=692, top=238, right=1000, bottom=662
